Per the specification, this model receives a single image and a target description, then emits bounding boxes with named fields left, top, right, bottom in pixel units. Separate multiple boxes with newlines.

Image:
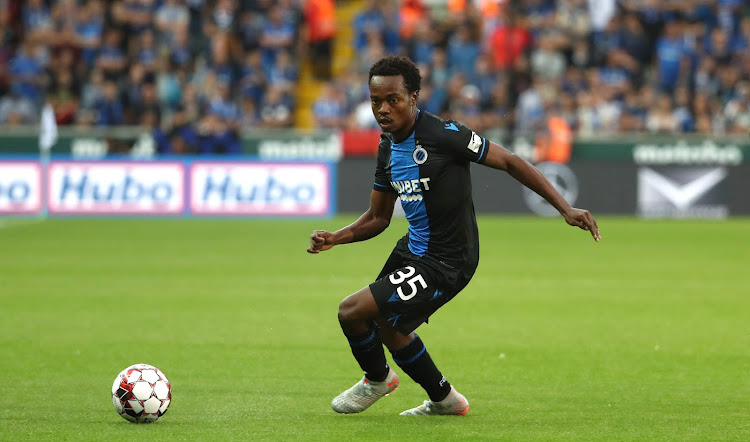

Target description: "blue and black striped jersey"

left=373, top=110, right=489, bottom=275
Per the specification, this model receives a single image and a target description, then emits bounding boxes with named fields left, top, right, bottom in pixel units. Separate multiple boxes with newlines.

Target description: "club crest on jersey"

left=413, top=144, right=428, bottom=165
left=467, top=131, right=482, bottom=153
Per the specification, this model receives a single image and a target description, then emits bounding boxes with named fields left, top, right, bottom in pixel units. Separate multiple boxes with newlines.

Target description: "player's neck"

left=391, top=109, right=419, bottom=144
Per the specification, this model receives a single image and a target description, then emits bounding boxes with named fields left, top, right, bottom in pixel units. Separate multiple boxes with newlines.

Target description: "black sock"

left=391, top=334, right=451, bottom=401
left=346, top=326, right=389, bottom=382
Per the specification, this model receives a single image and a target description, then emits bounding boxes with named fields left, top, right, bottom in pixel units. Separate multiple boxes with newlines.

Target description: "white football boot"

left=399, top=386, right=470, bottom=416
left=331, top=368, right=399, bottom=414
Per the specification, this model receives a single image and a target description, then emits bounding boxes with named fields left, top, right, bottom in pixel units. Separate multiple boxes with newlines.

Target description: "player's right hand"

left=307, top=230, right=335, bottom=253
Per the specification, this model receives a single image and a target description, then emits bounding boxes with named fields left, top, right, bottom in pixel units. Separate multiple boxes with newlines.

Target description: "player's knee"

left=337, top=297, right=358, bottom=325
left=337, top=294, right=372, bottom=326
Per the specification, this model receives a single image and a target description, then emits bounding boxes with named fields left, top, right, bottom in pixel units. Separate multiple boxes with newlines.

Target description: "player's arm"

left=483, top=142, right=601, bottom=242
left=307, top=189, right=398, bottom=254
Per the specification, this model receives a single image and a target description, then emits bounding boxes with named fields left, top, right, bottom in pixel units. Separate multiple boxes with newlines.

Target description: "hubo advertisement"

left=0, top=159, right=334, bottom=217
left=637, top=167, right=729, bottom=219
left=189, top=162, right=331, bottom=216
left=48, top=162, right=185, bottom=215
left=0, top=161, right=42, bottom=214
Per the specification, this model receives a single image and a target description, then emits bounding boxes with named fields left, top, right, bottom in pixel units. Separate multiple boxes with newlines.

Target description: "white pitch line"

left=0, top=218, right=46, bottom=231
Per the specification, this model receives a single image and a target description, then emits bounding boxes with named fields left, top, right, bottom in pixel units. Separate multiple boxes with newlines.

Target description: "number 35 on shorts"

left=388, top=266, right=427, bottom=301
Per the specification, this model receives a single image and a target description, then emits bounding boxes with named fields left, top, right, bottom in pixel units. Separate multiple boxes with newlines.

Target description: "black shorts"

left=369, top=236, right=473, bottom=335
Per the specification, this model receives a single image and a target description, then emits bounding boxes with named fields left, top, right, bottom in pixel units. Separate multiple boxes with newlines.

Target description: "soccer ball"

left=111, top=363, right=171, bottom=423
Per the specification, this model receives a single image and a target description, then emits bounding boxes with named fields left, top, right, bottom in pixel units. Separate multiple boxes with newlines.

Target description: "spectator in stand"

left=259, top=4, right=297, bottom=74
left=731, top=16, right=750, bottom=54
left=673, top=86, right=695, bottom=133
left=656, top=19, right=691, bottom=93
left=619, top=86, right=648, bottom=133
left=169, top=27, right=193, bottom=69
left=0, top=90, right=36, bottom=125
left=8, top=40, right=44, bottom=106
left=118, top=0, right=155, bottom=35
left=353, top=0, right=385, bottom=53
left=133, top=29, right=159, bottom=74
left=555, top=0, right=590, bottom=41
left=48, top=68, right=79, bottom=125
left=723, top=83, right=750, bottom=134
left=530, top=34, right=566, bottom=81
left=407, top=17, right=435, bottom=67
left=97, top=28, right=127, bottom=80
left=212, top=0, right=239, bottom=33
left=619, top=13, right=650, bottom=69
left=196, top=113, right=241, bottom=154
left=95, top=80, right=124, bottom=126
left=446, top=24, right=480, bottom=81
left=22, top=0, right=53, bottom=44
left=399, top=0, right=427, bottom=50
left=260, top=85, right=293, bottom=128
left=74, top=1, right=103, bottom=66
left=313, top=82, right=346, bottom=129
left=155, top=0, right=189, bottom=43
left=130, top=80, right=162, bottom=125
left=123, top=63, right=146, bottom=117
left=469, top=53, right=497, bottom=102
left=576, top=90, right=601, bottom=137
left=357, top=32, right=387, bottom=75
left=164, top=105, right=199, bottom=154
left=646, top=93, right=679, bottom=133
left=515, top=76, right=548, bottom=135
left=239, top=8, right=265, bottom=52
left=488, top=9, right=532, bottom=72
left=303, top=0, right=336, bottom=81
left=266, top=50, right=297, bottom=95
left=240, top=96, right=260, bottom=129
left=240, top=49, right=267, bottom=105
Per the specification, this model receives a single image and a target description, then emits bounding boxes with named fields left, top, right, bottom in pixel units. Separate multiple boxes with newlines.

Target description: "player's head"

left=368, top=56, right=421, bottom=137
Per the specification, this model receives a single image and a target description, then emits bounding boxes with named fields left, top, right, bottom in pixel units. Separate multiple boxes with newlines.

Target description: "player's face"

left=369, top=75, right=418, bottom=140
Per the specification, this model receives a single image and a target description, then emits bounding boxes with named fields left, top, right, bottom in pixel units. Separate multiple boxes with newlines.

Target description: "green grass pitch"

left=0, top=216, right=748, bottom=440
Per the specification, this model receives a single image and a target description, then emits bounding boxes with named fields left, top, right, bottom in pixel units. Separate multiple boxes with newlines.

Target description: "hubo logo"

left=0, top=162, right=42, bottom=214
left=48, top=162, right=185, bottom=215
left=633, top=140, right=742, bottom=165
left=522, top=162, right=578, bottom=216
left=190, top=162, right=331, bottom=216
left=637, top=167, right=728, bottom=218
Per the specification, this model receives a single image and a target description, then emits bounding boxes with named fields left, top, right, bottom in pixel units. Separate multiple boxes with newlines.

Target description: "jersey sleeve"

left=441, top=120, right=489, bottom=164
left=373, top=135, right=395, bottom=193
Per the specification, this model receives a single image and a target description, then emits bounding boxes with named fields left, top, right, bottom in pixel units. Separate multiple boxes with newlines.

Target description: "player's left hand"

left=563, top=208, right=601, bottom=242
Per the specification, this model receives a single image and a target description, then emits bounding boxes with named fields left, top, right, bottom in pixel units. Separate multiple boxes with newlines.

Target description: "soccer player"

left=307, top=55, right=600, bottom=416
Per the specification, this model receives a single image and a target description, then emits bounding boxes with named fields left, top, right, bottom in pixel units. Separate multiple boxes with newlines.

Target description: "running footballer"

left=307, top=55, right=600, bottom=416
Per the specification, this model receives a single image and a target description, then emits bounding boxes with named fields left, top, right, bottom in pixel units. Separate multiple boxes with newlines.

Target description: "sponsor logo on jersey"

left=444, top=122, right=459, bottom=131
left=467, top=132, right=482, bottom=153
left=391, top=177, right=431, bottom=201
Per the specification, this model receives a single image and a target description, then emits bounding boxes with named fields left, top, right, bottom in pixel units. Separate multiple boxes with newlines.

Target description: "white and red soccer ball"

left=111, top=363, right=171, bottom=423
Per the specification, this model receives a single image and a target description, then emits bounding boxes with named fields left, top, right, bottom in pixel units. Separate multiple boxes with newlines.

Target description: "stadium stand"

left=1, top=0, right=749, bottom=155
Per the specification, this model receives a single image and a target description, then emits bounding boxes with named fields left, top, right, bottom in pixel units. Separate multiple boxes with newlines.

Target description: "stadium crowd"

left=0, top=0, right=749, bottom=155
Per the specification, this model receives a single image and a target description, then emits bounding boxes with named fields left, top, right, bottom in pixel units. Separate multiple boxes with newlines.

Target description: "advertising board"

left=47, top=161, right=185, bottom=215
left=0, top=161, right=42, bottom=215
left=189, top=162, right=333, bottom=216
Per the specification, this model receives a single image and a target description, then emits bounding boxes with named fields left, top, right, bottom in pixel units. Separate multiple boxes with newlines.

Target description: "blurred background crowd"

left=1, top=0, right=749, bottom=155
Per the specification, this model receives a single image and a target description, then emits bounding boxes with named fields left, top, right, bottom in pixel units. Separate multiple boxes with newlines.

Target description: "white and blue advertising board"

left=0, top=158, right=335, bottom=218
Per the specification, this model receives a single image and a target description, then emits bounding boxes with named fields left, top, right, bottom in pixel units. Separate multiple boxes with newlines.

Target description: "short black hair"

left=368, top=55, right=422, bottom=95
